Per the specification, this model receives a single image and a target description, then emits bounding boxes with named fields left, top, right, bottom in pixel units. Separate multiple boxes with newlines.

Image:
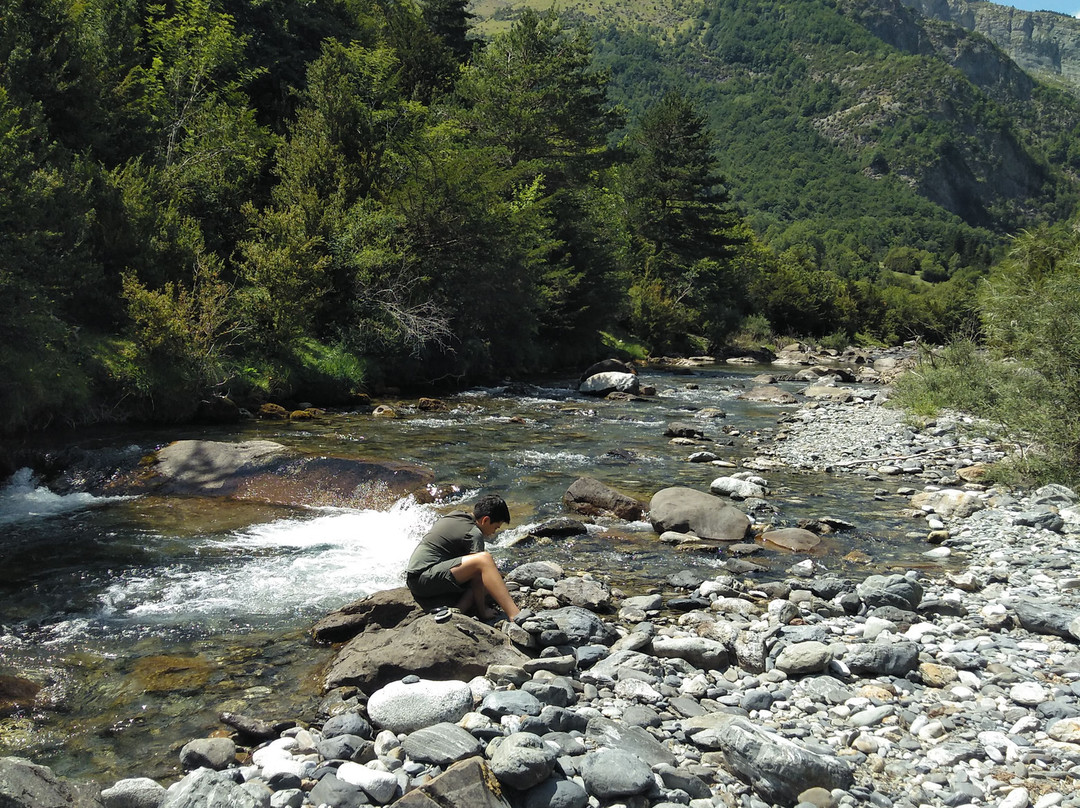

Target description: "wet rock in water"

left=578, top=359, right=636, bottom=384
left=312, top=586, right=424, bottom=643
left=365, top=678, right=472, bottom=734
left=0, top=675, right=40, bottom=717
left=710, top=474, right=768, bottom=500
left=761, top=527, right=821, bottom=552
left=218, top=712, right=291, bottom=744
left=529, top=518, right=589, bottom=539
left=737, top=384, right=798, bottom=404
left=579, top=371, right=639, bottom=396
left=562, top=476, right=643, bottom=520
left=649, top=486, right=751, bottom=541
left=324, top=612, right=528, bottom=692
left=664, top=421, right=706, bottom=439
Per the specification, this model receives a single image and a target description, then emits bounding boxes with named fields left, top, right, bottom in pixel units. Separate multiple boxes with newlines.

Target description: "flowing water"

left=0, top=363, right=929, bottom=783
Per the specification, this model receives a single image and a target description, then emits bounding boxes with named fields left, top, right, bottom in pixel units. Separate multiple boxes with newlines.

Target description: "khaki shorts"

left=406, top=557, right=466, bottom=608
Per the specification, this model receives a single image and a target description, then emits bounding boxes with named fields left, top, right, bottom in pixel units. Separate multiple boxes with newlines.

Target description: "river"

left=0, top=362, right=923, bottom=784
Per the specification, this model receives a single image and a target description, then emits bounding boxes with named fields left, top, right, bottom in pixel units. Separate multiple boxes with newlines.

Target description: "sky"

left=995, top=0, right=1080, bottom=17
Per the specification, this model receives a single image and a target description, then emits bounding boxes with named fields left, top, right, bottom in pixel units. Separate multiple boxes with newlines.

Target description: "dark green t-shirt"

left=405, top=511, right=485, bottom=574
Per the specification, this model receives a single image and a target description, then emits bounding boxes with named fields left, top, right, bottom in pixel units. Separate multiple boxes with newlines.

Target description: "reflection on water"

left=0, top=363, right=937, bottom=782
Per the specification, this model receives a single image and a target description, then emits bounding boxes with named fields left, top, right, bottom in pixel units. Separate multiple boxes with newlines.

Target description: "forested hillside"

left=2, top=0, right=1078, bottom=434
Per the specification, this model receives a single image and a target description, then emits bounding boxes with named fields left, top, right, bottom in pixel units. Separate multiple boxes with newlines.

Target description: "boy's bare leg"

left=451, top=552, right=520, bottom=619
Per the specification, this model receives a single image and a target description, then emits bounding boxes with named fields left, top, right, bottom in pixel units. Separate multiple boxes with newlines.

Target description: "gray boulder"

left=843, top=641, right=920, bottom=677
left=518, top=778, right=589, bottom=808
left=507, top=561, right=566, bottom=586
left=0, top=757, right=102, bottom=808
left=553, top=577, right=610, bottom=610
left=580, top=748, right=654, bottom=799
left=856, top=574, right=923, bottom=610
left=401, top=723, right=483, bottom=767
left=774, top=641, right=833, bottom=676
left=578, top=359, right=636, bottom=384
left=179, top=738, right=236, bottom=771
left=392, top=757, right=509, bottom=808
left=366, top=678, right=472, bottom=734
left=542, top=606, right=619, bottom=646
left=649, top=487, right=751, bottom=541
left=312, top=587, right=423, bottom=644
left=694, top=717, right=854, bottom=804
left=1013, top=600, right=1080, bottom=640
left=101, top=778, right=166, bottom=808
left=709, top=476, right=767, bottom=500
left=488, top=733, right=556, bottom=790
left=480, top=690, right=544, bottom=720
left=579, top=372, right=640, bottom=396
left=324, top=611, right=528, bottom=692
left=321, top=711, right=372, bottom=740
left=761, top=528, right=821, bottom=552
left=585, top=716, right=677, bottom=767
left=161, top=768, right=261, bottom=808
left=650, top=636, right=728, bottom=670
left=305, top=773, right=366, bottom=808
left=563, top=477, right=643, bottom=520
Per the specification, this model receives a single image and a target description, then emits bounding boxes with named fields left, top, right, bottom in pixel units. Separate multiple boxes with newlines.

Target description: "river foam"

left=0, top=467, right=125, bottom=526
left=97, top=497, right=438, bottom=626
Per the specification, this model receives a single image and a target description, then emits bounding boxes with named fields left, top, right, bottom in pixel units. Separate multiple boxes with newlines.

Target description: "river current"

left=0, top=362, right=923, bottom=783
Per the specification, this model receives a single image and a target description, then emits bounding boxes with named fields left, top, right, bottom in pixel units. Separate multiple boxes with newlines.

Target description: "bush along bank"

left=5, top=397, right=1080, bottom=808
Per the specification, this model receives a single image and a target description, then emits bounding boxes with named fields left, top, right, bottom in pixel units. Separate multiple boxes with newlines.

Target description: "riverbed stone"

left=650, top=636, right=728, bottom=669
left=401, top=723, right=483, bottom=766
left=843, top=641, right=920, bottom=677
left=585, top=716, right=677, bottom=767
left=179, top=738, right=236, bottom=771
left=910, top=488, right=985, bottom=519
left=775, top=641, right=832, bottom=676
left=856, top=574, right=923, bottom=610
left=581, top=748, right=654, bottom=799
left=579, top=371, right=639, bottom=396
left=0, top=757, right=102, bottom=808
left=649, top=486, right=751, bottom=541
left=480, top=689, right=544, bottom=719
left=305, top=772, right=366, bottom=808
left=488, top=733, right=556, bottom=790
left=563, top=477, right=644, bottom=520
left=518, top=778, right=589, bottom=808
left=761, top=527, right=821, bottom=552
left=710, top=476, right=767, bottom=500
left=553, top=576, right=610, bottom=609
left=162, top=768, right=261, bottom=808
left=101, top=777, right=167, bottom=808
left=393, top=757, right=510, bottom=808
left=697, top=717, right=854, bottom=804
left=507, top=562, right=566, bottom=586
left=325, top=612, right=528, bottom=692
left=335, top=762, right=398, bottom=804
left=366, top=678, right=472, bottom=734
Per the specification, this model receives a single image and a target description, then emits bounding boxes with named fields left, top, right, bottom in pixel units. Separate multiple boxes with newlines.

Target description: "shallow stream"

left=0, top=363, right=931, bottom=783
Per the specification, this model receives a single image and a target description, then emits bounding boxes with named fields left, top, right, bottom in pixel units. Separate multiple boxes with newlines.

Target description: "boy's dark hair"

left=474, top=493, right=511, bottom=525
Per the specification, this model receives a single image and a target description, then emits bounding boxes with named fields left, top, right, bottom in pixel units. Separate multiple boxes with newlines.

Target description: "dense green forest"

left=1, top=0, right=1078, bottom=433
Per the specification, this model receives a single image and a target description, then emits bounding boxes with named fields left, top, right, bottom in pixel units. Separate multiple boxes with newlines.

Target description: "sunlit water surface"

left=0, top=364, right=935, bottom=782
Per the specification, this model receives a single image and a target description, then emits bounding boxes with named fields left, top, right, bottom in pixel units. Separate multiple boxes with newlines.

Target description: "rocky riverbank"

left=4, top=389, right=1080, bottom=808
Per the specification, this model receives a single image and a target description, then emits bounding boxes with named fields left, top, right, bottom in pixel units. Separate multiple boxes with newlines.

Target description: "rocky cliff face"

left=903, top=0, right=1080, bottom=94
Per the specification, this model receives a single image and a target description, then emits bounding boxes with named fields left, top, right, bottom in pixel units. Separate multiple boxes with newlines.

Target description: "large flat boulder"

left=649, top=487, right=750, bottom=541
left=115, top=440, right=434, bottom=508
left=324, top=613, right=530, bottom=693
